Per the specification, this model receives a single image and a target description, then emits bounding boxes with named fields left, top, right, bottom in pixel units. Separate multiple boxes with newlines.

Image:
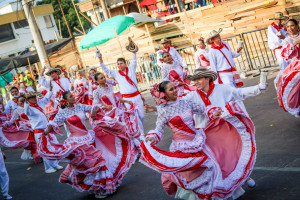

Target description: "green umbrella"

left=80, top=15, right=135, bottom=50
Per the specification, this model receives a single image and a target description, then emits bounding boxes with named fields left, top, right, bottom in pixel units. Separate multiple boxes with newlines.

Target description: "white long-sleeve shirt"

left=19, top=86, right=35, bottom=94
left=2, top=99, right=18, bottom=115
left=156, top=46, right=188, bottom=69
left=209, top=41, right=241, bottom=85
left=100, top=53, right=139, bottom=95
left=184, top=83, right=262, bottom=128
left=24, top=91, right=53, bottom=130
left=268, top=24, right=288, bottom=50
left=39, top=76, right=71, bottom=96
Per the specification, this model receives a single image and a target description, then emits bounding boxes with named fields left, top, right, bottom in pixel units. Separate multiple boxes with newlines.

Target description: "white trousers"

left=34, top=133, right=59, bottom=171
left=0, top=149, right=11, bottom=199
left=123, top=94, right=144, bottom=135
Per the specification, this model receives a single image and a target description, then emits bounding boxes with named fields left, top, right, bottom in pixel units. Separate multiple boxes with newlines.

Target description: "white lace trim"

left=281, top=73, right=300, bottom=117
left=169, top=129, right=206, bottom=153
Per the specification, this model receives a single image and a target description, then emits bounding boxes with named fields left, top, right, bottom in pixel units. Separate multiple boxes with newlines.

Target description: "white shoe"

left=55, top=165, right=64, bottom=170
left=45, top=168, right=56, bottom=173
left=232, top=187, right=245, bottom=200
left=95, top=194, right=107, bottom=199
left=246, top=177, right=256, bottom=188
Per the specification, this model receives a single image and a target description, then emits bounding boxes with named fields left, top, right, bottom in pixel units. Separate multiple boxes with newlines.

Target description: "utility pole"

left=22, top=0, right=49, bottom=68
left=99, top=0, right=109, bottom=20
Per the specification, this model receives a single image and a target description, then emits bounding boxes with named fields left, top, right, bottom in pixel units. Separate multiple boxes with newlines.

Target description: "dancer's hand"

left=89, top=95, right=93, bottom=100
left=91, top=113, right=96, bottom=120
left=293, top=39, right=300, bottom=46
left=144, top=104, right=157, bottom=113
left=43, top=131, right=49, bottom=136
left=213, top=110, right=223, bottom=117
left=145, top=137, right=155, bottom=143
left=103, top=105, right=112, bottom=110
left=237, top=47, right=243, bottom=53
left=178, top=82, right=185, bottom=86
left=278, top=35, right=285, bottom=40
left=49, top=81, right=53, bottom=91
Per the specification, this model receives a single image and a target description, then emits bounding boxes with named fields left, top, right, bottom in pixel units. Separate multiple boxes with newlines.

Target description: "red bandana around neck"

left=12, top=98, right=18, bottom=104
left=211, top=42, right=229, bottom=50
left=119, top=68, right=137, bottom=88
left=196, top=82, right=215, bottom=106
left=271, top=22, right=284, bottom=32
left=162, top=45, right=174, bottom=52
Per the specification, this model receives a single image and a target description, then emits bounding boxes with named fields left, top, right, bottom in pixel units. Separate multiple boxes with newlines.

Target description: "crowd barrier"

left=80, top=27, right=278, bottom=90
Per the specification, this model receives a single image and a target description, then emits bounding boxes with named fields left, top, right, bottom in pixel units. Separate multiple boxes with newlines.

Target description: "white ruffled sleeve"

left=146, top=106, right=168, bottom=144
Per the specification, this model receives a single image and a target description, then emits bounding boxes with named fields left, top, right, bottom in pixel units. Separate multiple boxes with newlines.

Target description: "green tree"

left=36, top=0, right=91, bottom=37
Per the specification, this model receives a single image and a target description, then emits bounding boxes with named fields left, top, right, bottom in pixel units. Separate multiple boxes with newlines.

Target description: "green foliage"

left=36, top=0, right=91, bottom=37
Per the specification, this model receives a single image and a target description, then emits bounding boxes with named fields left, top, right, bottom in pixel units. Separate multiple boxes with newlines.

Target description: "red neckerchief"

left=12, top=98, right=18, bottom=104
left=67, top=78, right=71, bottom=84
left=29, top=103, right=47, bottom=119
left=271, top=22, right=284, bottom=32
left=161, top=45, right=173, bottom=52
left=211, top=42, right=229, bottom=50
left=196, top=82, right=215, bottom=106
left=24, top=86, right=28, bottom=93
left=52, top=77, right=65, bottom=92
left=119, top=68, right=139, bottom=90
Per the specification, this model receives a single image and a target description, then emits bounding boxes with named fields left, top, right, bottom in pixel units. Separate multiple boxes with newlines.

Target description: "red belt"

left=33, top=129, right=44, bottom=134
left=217, top=67, right=236, bottom=84
left=273, top=46, right=282, bottom=60
left=122, top=90, right=140, bottom=98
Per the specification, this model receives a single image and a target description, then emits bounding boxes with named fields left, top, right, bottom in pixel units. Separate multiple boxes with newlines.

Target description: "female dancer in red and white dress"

left=140, top=81, right=256, bottom=200
left=160, top=51, right=195, bottom=98
left=195, top=37, right=211, bottom=70
left=0, top=96, right=40, bottom=163
left=39, top=90, right=140, bottom=198
left=277, top=19, right=300, bottom=117
left=73, top=71, right=92, bottom=105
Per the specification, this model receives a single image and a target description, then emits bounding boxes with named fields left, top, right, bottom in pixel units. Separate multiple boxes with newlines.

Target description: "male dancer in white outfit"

left=267, top=12, right=290, bottom=87
left=0, top=148, right=12, bottom=199
left=156, top=38, right=188, bottom=70
left=96, top=50, right=144, bottom=134
left=24, top=85, right=63, bottom=173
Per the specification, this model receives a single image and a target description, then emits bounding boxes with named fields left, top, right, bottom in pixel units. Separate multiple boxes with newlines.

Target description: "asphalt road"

left=2, top=73, right=300, bottom=200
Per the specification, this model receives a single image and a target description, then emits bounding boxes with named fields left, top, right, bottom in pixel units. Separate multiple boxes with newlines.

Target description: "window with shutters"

left=13, top=19, right=29, bottom=29
left=44, top=15, right=54, bottom=28
left=0, top=24, right=15, bottom=43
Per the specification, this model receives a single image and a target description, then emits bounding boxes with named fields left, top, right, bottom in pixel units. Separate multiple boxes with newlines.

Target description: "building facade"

left=0, top=1, right=59, bottom=58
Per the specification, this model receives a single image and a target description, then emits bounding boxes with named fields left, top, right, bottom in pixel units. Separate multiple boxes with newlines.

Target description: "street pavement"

left=2, top=73, right=300, bottom=200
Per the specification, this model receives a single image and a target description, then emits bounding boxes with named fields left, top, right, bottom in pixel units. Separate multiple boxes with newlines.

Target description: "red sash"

left=271, top=22, right=284, bottom=32
left=33, top=129, right=44, bottom=134
left=29, top=103, right=48, bottom=119
left=196, top=82, right=215, bottom=106
left=212, top=43, right=236, bottom=84
left=199, top=54, right=210, bottom=63
left=52, top=78, right=65, bottom=92
left=119, top=68, right=144, bottom=101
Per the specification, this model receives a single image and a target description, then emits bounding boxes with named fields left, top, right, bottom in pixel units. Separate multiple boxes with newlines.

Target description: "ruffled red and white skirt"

left=0, top=125, right=41, bottom=163
left=140, top=102, right=256, bottom=200
left=38, top=131, right=117, bottom=195
left=277, top=60, right=300, bottom=117
left=91, top=104, right=141, bottom=189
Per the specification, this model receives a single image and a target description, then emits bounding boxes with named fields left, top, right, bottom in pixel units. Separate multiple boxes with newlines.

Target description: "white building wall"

left=0, top=2, right=60, bottom=57
left=0, top=14, right=60, bottom=57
